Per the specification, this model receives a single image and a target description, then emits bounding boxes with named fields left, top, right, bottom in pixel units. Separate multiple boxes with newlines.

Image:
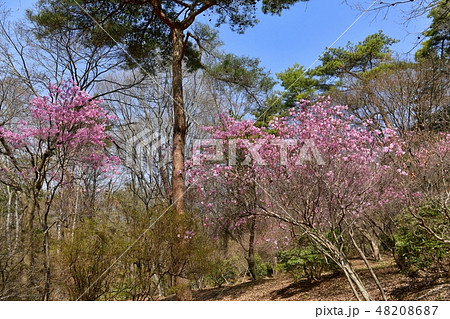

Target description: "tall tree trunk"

left=172, top=26, right=187, bottom=215
left=172, top=26, right=191, bottom=301
left=21, top=191, right=37, bottom=299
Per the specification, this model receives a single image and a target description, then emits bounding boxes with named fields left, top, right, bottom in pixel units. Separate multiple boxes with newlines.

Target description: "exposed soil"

left=163, top=258, right=449, bottom=301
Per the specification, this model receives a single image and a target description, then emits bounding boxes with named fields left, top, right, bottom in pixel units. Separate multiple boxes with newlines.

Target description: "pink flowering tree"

left=0, top=80, right=118, bottom=299
left=187, top=114, right=280, bottom=280
left=189, top=97, right=407, bottom=300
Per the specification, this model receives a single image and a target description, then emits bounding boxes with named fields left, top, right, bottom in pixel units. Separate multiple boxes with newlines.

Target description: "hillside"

left=164, top=259, right=450, bottom=301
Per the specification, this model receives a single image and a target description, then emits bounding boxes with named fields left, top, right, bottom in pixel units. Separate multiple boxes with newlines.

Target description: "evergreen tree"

left=416, top=0, right=450, bottom=60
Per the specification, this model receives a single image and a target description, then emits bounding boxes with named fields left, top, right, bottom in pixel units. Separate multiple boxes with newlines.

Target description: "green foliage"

left=208, top=53, right=275, bottom=94
left=207, top=52, right=276, bottom=117
left=205, top=256, right=241, bottom=288
left=202, top=253, right=272, bottom=287
left=395, top=206, right=450, bottom=278
left=29, top=0, right=186, bottom=71
left=415, top=0, right=450, bottom=60
left=252, top=64, right=318, bottom=126
left=276, top=244, right=337, bottom=282
left=313, top=31, right=398, bottom=78
left=262, top=0, right=310, bottom=15
left=255, top=254, right=274, bottom=278
left=30, top=0, right=311, bottom=71
left=204, top=252, right=274, bottom=286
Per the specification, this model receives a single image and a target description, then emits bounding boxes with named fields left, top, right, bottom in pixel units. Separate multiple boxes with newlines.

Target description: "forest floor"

left=164, top=258, right=450, bottom=301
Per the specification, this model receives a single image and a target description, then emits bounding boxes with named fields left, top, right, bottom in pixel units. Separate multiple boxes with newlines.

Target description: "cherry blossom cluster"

left=188, top=97, right=409, bottom=237
left=0, top=80, right=119, bottom=182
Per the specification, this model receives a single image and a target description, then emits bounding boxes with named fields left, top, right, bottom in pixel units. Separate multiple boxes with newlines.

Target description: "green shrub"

left=255, top=254, right=273, bottom=278
left=276, top=244, right=337, bottom=282
left=206, top=257, right=240, bottom=288
left=58, top=218, right=125, bottom=300
left=395, top=206, right=450, bottom=278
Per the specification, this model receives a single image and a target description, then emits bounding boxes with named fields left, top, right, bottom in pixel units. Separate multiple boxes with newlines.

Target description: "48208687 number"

left=376, top=305, right=438, bottom=316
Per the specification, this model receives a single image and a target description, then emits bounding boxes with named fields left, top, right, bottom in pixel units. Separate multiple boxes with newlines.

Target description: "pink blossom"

left=0, top=80, right=119, bottom=185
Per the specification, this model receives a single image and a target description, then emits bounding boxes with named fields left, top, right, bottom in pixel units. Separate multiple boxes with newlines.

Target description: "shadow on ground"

left=162, top=259, right=449, bottom=301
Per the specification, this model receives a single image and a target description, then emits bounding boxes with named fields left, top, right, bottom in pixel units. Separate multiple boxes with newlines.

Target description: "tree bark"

left=172, top=25, right=192, bottom=301
left=340, top=259, right=371, bottom=301
left=308, top=231, right=372, bottom=301
left=21, top=191, right=37, bottom=299
left=350, top=231, right=387, bottom=300
left=172, top=26, right=187, bottom=215
left=364, top=231, right=382, bottom=262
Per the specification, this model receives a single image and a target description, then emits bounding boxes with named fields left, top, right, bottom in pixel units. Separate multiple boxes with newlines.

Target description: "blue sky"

left=6, top=0, right=430, bottom=77
left=210, top=0, right=430, bottom=75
